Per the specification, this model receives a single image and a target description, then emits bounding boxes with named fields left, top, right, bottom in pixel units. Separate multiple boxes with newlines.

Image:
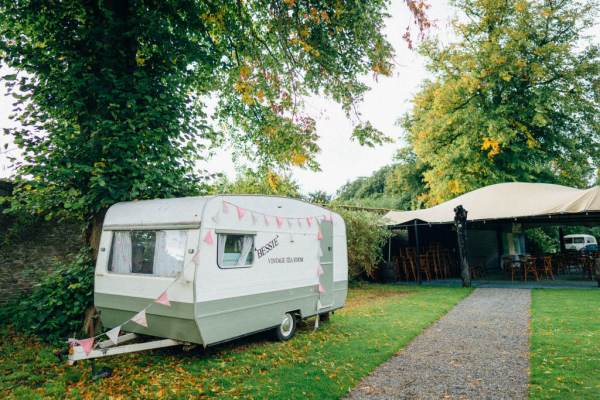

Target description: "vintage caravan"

left=72, top=195, right=347, bottom=361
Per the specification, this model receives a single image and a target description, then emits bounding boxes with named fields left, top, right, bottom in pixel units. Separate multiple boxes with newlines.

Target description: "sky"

left=0, top=1, right=456, bottom=195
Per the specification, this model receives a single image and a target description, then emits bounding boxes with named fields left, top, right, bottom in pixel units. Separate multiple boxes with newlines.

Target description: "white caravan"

left=70, top=195, right=347, bottom=362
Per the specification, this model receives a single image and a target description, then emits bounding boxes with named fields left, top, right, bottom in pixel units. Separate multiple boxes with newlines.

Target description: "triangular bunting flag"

left=317, top=264, right=324, bottom=276
left=211, top=212, right=220, bottom=224
left=297, top=218, right=302, bottom=228
left=192, top=249, right=201, bottom=265
left=306, top=217, right=313, bottom=227
left=276, top=216, right=284, bottom=228
left=287, top=218, right=293, bottom=228
left=204, top=230, right=214, bottom=245
left=317, top=246, right=324, bottom=258
left=155, top=291, right=171, bottom=307
left=131, top=309, right=148, bottom=327
left=222, top=201, right=229, bottom=213
left=318, top=283, right=326, bottom=294
left=106, top=326, right=121, bottom=345
left=264, top=215, right=270, bottom=226
left=252, top=213, right=257, bottom=224
left=236, top=206, right=246, bottom=220
left=317, top=230, right=323, bottom=240
left=317, top=299, right=323, bottom=309
left=76, top=337, right=95, bottom=355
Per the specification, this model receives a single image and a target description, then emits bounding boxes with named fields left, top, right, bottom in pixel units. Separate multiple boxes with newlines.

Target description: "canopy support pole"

left=414, top=220, right=422, bottom=285
left=558, top=227, right=566, bottom=253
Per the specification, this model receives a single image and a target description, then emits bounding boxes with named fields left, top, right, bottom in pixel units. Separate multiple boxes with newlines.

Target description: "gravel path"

left=345, top=288, right=531, bottom=400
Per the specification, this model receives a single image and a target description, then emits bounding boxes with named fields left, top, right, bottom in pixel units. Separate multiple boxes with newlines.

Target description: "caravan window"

left=574, top=237, right=585, bottom=244
left=217, top=234, right=254, bottom=268
left=108, top=230, right=187, bottom=277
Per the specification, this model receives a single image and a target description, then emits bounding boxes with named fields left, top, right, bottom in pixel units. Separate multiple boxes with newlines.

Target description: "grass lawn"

left=1, top=284, right=470, bottom=399
left=530, top=289, right=600, bottom=399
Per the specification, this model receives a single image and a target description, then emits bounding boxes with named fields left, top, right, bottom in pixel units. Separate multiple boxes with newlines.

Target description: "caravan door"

left=318, top=220, right=334, bottom=308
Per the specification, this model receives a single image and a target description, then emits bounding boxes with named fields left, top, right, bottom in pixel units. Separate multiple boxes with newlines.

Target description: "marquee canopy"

left=384, top=182, right=600, bottom=227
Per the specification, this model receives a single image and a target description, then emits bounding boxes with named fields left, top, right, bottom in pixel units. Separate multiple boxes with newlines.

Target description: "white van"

left=564, top=234, right=597, bottom=251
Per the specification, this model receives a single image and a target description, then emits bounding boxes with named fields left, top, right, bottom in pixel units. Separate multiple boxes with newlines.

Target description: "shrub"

left=334, top=208, right=390, bottom=280
left=9, top=248, right=94, bottom=344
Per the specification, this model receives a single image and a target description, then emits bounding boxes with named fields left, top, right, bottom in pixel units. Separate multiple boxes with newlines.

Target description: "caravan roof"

left=103, top=195, right=337, bottom=230
left=103, top=196, right=212, bottom=229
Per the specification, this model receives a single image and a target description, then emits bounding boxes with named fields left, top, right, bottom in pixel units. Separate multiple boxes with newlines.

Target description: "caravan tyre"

left=275, top=312, right=296, bottom=341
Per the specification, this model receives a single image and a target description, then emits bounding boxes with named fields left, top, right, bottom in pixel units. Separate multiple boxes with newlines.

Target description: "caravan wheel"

left=275, top=312, right=296, bottom=341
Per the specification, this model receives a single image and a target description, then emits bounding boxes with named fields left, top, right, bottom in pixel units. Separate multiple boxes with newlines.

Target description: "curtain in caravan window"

left=111, top=232, right=132, bottom=273
left=217, top=234, right=227, bottom=266
left=237, top=235, right=254, bottom=266
left=153, top=230, right=186, bottom=277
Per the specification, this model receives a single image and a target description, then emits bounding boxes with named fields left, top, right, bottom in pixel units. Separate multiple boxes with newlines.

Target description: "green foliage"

left=530, top=290, right=600, bottom=399
left=403, top=0, right=600, bottom=205
left=0, top=0, right=404, bottom=228
left=0, top=285, right=470, bottom=399
left=211, top=169, right=301, bottom=198
left=334, top=208, right=391, bottom=280
left=8, top=249, right=94, bottom=344
left=335, top=148, right=426, bottom=210
left=305, top=190, right=333, bottom=205
left=524, top=227, right=559, bottom=254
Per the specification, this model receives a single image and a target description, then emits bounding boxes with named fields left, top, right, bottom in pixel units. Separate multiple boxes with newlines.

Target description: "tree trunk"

left=454, top=205, right=471, bottom=287
left=86, top=211, right=106, bottom=261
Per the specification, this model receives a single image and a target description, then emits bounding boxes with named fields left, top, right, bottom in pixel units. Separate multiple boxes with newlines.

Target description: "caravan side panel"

left=194, top=196, right=337, bottom=345
left=332, top=214, right=348, bottom=310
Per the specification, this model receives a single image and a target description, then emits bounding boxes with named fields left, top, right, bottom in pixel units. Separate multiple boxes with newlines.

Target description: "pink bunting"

left=192, top=249, right=201, bottom=265
left=318, top=283, right=326, bottom=294
left=155, top=291, right=171, bottom=307
left=264, top=215, right=270, bottom=226
left=222, top=201, right=229, bottom=213
left=317, top=229, right=323, bottom=240
left=131, top=309, right=148, bottom=328
left=276, top=216, right=284, bottom=228
left=204, top=230, right=214, bottom=245
left=106, top=326, right=121, bottom=345
left=76, top=337, right=95, bottom=355
left=236, top=206, right=246, bottom=220
left=306, top=217, right=313, bottom=227
left=317, top=264, right=324, bottom=276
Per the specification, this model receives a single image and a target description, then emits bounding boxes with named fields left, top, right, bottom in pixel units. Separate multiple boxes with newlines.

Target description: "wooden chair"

left=403, top=247, right=417, bottom=281
left=503, top=256, right=520, bottom=281
left=539, top=256, right=554, bottom=280
left=418, top=253, right=432, bottom=281
left=523, top=256, right=539, bottom=281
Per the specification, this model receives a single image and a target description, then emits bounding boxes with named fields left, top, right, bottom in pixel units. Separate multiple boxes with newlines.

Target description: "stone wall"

left=0, top=180, right=85, bottom=306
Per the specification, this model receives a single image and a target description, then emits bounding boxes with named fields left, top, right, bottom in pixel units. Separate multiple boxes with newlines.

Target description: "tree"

left=333, top=148, right=426, bottom=210
left=402, top=0, right=600, bottom=205
left=211, top=169, right=301, bottom=198
left=0, top=0, right=430, bottom=253
left=305, top=190, right=332, bottom=205
left=384, top=147, right=427, bottom=209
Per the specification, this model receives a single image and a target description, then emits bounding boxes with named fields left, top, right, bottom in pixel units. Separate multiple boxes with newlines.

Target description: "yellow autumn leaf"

left=291, top=152, right=307, bottom=166
left=481, top=137, right=501, bottom=158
